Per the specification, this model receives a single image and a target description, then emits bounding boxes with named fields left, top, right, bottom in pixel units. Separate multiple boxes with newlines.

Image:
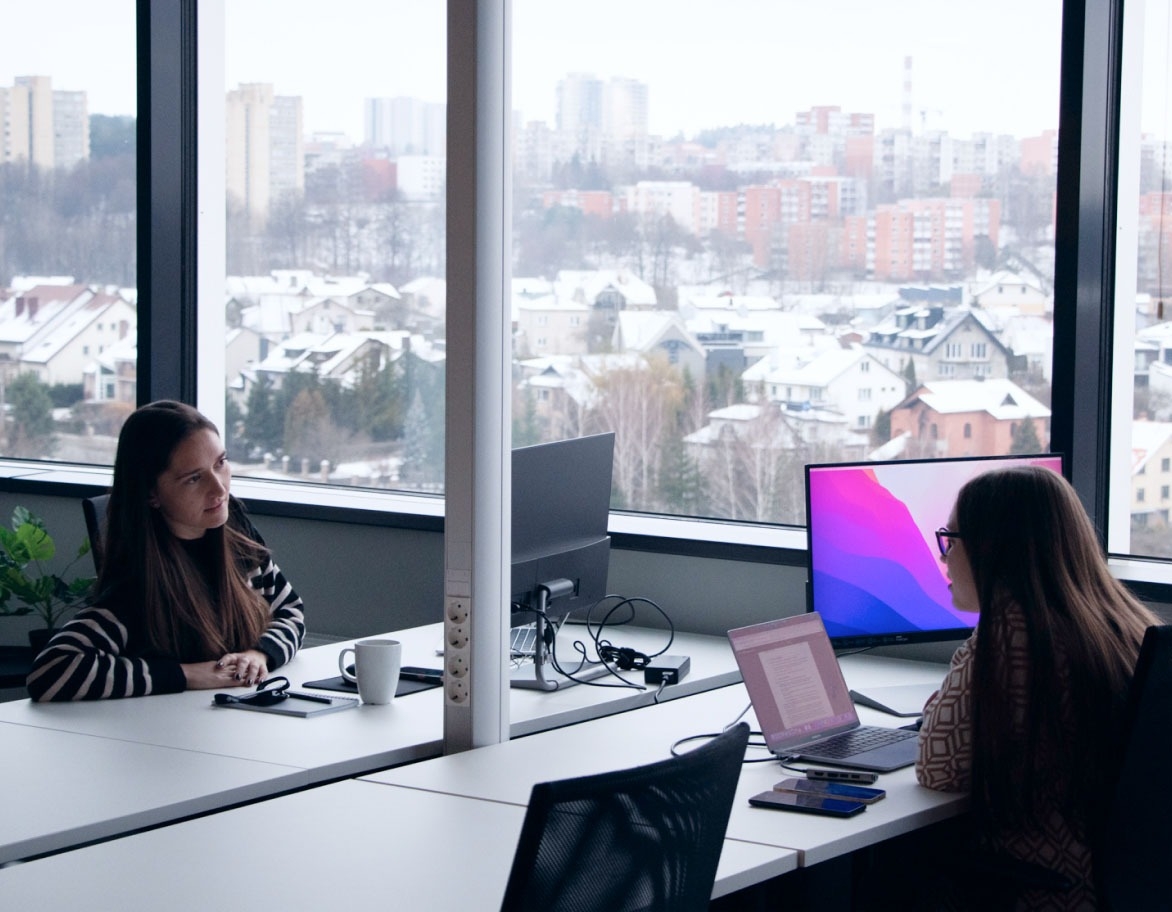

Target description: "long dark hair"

left=956, top=466, right=1156, bottom=829
left=99, top=400, right=270, bottom=658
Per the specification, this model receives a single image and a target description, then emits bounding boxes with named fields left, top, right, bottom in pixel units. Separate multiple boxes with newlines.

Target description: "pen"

left=287, top=691, right=334, bottom=704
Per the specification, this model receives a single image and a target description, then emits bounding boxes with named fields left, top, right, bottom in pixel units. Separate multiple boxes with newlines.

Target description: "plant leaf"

left=14, top=522, right=55, bottom=562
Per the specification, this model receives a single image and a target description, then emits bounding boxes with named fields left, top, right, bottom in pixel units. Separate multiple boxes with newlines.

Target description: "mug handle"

left=339, top=647, right=357, bottom=682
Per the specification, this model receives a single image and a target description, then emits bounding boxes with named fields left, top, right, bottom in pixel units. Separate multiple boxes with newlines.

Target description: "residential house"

left=513, top=279, right=591, bottom=358
left=611, top=311, right=706, bottom=379
left=742, top=344, right=908, bottom=442
left=1131, top=419, right=1172, bottom=526
left=888, top=378, right=1051, bottom=457
left=0, top=284, right=136, bottom=390
left=863, top=305, right=1011, bottom=384
left=971, top=269, right=1051, bottom=317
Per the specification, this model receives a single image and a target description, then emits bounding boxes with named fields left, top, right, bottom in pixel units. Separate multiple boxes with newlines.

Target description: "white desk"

left=0, top=623, right=739, bottom=865
left=0, top=724, right=304, bottom=864
left=0, top=624, right=448, bottom=780
left=0, top=623, right=738, bottom=777
left=0, top=779, right=798, bottom=909
left=365, top=660, right=966, bottom=868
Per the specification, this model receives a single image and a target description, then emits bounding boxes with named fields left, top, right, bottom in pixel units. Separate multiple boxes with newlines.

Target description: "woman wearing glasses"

left=26, top=400, right=305, bottom=701
left=916, top=465, right=1156, bottom=909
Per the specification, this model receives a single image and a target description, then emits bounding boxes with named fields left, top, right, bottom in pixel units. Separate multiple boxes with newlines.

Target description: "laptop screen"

left=728, top=613, right=859, bottom=752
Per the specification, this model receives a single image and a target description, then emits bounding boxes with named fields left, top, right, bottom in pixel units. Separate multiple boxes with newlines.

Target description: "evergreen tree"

left=6, top=372, right=55, bottom=457
left=1010, top=415, right=1043, bottom=454
left=657, top=434, right=708, bottom=516
left=513, top=387, right=541, bottom=448
left=244, top=374, right=282, bottom=454
left=902, top=358, right=918, bottom=390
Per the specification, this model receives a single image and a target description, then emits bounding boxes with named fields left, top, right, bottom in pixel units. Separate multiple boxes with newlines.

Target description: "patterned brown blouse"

left=916, top=611, right=1099, bottom=911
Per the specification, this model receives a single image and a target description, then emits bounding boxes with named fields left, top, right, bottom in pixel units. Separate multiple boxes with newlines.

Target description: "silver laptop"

left=727, top=612, right=919, bottom=772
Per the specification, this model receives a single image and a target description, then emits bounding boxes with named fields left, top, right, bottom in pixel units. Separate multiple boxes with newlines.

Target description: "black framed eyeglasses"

left=935, top=528, right=963, bottom=557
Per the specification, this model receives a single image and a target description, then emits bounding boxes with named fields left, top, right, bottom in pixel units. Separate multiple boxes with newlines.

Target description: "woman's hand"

left=181, top=649, right=270, bottom=690
left=216, top=649, right=270, bottom=686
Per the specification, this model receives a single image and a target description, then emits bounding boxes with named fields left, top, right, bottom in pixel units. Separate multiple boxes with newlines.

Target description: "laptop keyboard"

left=510, top=624, right=538, bottom=656
left=809, top=726, right=916, bottom=759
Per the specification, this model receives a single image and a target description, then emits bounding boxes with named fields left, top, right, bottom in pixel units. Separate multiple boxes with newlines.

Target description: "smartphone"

left=399, top=666, right=444, bottom=684
left=748, top=789, right=866, bottom=817
left=773, top=777, right=885, bottom=804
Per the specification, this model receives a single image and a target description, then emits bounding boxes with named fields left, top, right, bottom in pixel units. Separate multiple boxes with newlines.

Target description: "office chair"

left=499, top=722, right=750, bottom=912
left=81, top=493, right=109, bottom=575
left=1096, top=624, right=1172, bottom=910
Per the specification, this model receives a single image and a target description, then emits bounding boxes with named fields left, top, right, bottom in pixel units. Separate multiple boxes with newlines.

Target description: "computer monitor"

left=510, top=431, right=615, bottom=690
left=805, top=453, right=1065, bottom=649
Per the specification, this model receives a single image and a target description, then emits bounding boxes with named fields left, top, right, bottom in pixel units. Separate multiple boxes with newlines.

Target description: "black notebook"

left=212, top=692, right=359, bottom=717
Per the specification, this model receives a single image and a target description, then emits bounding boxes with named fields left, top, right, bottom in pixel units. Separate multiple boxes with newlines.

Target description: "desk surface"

left=0, top=724, right=304, bottom=865
left=0, top=623, right=739, bottom=864
left=0, top=624, right=737, bottom=778
left=365, top=657, right=965, bottom=868
left=0, top=779, right=798, bottom=909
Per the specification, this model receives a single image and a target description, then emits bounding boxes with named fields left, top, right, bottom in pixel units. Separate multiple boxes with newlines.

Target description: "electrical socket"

left=446, top=623, right=468, bottom=649
left=446, top=652, right=468, bottom=678
left=446, top=677, right=469, bottom=703
left=445, top=597, right=469, bottom=624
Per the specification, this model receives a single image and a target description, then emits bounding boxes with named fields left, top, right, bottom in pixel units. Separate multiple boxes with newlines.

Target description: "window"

left=1117, top=0, right=1172, bottom=558
left=8, top=1, right=1169, bottom=578
left=219, top=1, right=446, bottom=492
left=511, top=0, right=1062, bottom=526
left=0, top=2, right=136, bottom=461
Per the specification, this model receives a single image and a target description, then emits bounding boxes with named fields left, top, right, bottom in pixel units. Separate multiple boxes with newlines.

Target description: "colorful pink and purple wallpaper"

left=806, top=455, right=1063, bottom=643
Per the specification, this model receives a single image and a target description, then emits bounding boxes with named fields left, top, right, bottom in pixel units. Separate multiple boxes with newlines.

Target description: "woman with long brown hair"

left=27, top=401, right=305, bottom=700
left=918, top=465, right=1158, bottom=909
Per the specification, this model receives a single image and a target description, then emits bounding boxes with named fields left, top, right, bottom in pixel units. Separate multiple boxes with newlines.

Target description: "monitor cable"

left=669, top=702, right=773, bottom=761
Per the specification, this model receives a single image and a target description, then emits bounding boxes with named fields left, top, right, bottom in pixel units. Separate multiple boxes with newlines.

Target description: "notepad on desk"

left=849, top=682, right=938, bottom=718
left=212, top=692, right=359, bottom=718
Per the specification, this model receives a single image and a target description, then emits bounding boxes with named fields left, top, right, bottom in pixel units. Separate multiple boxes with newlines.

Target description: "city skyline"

left=3, top=0, right=1079, bottom=146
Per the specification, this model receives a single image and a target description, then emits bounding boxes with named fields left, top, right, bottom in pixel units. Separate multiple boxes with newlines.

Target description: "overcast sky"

left=5, top=0, right=1167, bottom=144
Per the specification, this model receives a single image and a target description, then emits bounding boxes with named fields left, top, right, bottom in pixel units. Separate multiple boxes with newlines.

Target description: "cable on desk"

left=670, top=730, right=774, bottom=761
left=669, top=703, right=774, bottom=761
left=526, top=603, right=645, bottom=690
left=535, top=592, right=679, bottom=691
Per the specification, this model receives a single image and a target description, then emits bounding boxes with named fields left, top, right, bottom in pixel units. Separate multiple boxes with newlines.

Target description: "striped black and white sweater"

left=26, top=519, right=305, bottom=702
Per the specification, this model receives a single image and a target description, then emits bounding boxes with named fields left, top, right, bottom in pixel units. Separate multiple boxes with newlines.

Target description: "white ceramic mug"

left=338, top=639, right=402, bottom=704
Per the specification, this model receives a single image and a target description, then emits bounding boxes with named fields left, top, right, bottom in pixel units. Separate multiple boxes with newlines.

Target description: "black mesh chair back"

left=499, top=721, right=750, bottom=912
left=81, top=494, right=109, bottom=575
left=1098, top=624, right=1172, bottom=909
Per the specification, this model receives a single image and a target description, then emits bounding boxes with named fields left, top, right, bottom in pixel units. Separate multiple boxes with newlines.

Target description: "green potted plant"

left=0, top=506, right=96, bottom=652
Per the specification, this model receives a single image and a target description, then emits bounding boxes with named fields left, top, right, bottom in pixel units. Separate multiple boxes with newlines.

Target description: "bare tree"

left=586, top=356, right=685, bottom=511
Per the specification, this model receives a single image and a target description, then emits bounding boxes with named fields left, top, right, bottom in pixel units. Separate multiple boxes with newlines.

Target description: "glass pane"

left=0, top=2, right=137, bottom=463
left=1120, top=0, right=1172, bottom=558
left=513, top=0, right=1062, bottom=525
left=222, top=1, right=446, bottom=492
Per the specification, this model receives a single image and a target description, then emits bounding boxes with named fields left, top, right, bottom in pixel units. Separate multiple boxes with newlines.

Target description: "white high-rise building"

left=226, top=83, right=304, bottom=224
left=364, top=97, right=446, bottom=156
left=0, top=76, right=88, bottom=170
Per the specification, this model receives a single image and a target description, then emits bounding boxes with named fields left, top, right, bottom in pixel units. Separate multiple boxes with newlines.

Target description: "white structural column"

left=443, top=0, right=512, bottom=752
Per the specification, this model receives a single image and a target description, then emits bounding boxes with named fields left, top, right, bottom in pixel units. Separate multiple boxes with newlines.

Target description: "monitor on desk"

left=805, top=453, right=1065, bottom=649
left=510, top=432, right=615, bottom=690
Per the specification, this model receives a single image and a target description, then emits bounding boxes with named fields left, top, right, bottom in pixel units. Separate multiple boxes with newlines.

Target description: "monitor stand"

left=510, top=594, right=611, bottom=692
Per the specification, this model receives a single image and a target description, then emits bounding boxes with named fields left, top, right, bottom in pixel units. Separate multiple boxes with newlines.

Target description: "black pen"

left=287, top=691, right=334, bottom=704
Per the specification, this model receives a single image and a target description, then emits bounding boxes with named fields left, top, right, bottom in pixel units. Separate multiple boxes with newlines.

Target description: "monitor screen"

left=511, top=432, right=615, bottom=620
left=805, top=453, right=1065, bottom=648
